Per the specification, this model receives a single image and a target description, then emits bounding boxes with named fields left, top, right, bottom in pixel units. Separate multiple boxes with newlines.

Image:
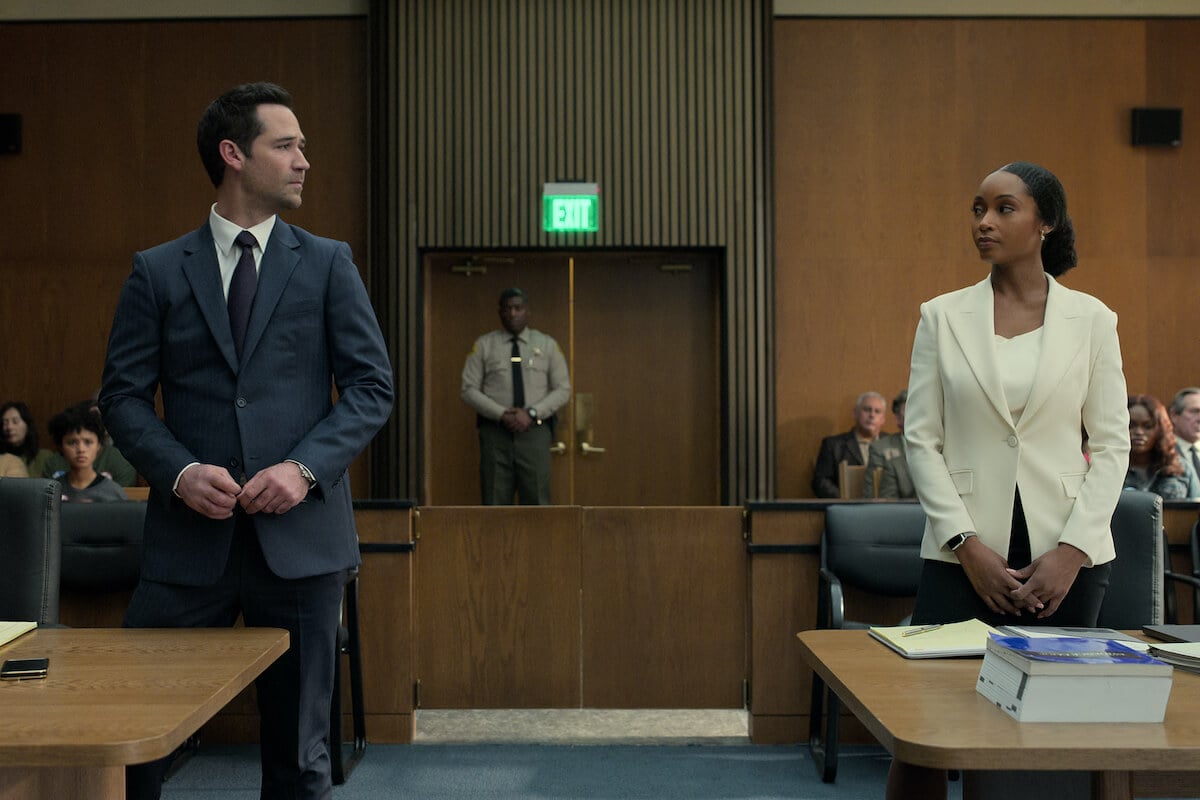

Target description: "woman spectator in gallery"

left=1125, top=393, right=1195, bottom=500
left=1, top=401, right=55, bottom=479
left=890, top=162, right=1129, bottom=800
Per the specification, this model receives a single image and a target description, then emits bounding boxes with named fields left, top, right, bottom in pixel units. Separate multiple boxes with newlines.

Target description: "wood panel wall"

left=774, top=18, right=1200, bottom=497
left=0, top=18, right=373, bottom=492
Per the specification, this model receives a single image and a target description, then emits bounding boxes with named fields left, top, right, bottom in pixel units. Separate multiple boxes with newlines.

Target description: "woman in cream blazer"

left=904, top=163, right=1129, bottom=626
left=889, top=162, right=1130, bottom=800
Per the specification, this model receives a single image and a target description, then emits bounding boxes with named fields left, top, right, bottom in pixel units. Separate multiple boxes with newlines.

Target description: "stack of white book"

left=976, top=635, right=1173, bottom=722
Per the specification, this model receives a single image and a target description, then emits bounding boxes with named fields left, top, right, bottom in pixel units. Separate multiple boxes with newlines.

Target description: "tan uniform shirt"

left=461, top=327, right=570, bottom=421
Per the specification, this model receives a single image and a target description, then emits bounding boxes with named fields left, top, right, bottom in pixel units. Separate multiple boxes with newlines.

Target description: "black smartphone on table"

left=0, top=657, right=49, bottom=680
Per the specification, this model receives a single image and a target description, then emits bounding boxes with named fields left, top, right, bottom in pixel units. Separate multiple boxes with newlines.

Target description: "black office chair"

left=1095, top=491, right=1164, bottom=629
left=809, top=502, right=925, bottom=783
left=0, top=478, right=62, bottom=625
left=1163, top=517, right=1200, bottom=625
left=330, top=566, right=366, bottom=784
left=59, top=500, right=145, bottom=592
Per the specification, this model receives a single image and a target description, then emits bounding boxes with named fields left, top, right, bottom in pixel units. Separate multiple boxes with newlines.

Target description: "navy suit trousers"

left=123, top=514, right=346, bottom=800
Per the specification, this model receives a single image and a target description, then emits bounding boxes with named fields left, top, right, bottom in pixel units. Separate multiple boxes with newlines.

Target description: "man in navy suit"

left=100, top=82, right=393, bottom=800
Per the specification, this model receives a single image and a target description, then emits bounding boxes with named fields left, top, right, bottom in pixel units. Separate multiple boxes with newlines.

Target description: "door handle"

left=550, top=441, right=566, bottom=455
left=580, top=442, right=606, bottom=455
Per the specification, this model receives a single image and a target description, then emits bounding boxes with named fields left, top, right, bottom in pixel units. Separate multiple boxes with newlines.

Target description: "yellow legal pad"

left=869, top=618, right=1001, bottom=659
left=0, top=621, right=37, bottom=649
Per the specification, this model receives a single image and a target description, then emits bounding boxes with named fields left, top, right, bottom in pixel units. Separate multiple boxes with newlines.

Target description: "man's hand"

left=176, top=464, right=242, bottom=520
left=1007, top=544, right=1088, bottom=619
left=238, top=462, right=310, bottom=516
left=955, top=537, right=1030, bottom=617
left=500, top=407, right=532, bottom=433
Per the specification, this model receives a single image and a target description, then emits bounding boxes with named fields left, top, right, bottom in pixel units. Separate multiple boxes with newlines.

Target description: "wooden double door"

left=423, top=250, right=722, bottom=506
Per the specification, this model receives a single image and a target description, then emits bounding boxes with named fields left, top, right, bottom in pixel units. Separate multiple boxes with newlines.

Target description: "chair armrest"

left=816, top=567, right=845, bottom=630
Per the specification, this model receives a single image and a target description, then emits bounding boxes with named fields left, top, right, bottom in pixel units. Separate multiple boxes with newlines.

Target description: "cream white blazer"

left=905, top=275, right=1130, bottom=566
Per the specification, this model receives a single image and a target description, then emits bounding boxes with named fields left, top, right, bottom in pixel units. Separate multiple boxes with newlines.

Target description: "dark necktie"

left=510, top=337, right=525, bottom=408
left=229, top=230, right=258, bottom=359
left=1191, top=445, right=1200, bottom=481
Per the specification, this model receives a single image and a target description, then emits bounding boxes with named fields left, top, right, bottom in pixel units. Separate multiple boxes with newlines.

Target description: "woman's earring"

left=1040, top=231, right=1046, bottom=242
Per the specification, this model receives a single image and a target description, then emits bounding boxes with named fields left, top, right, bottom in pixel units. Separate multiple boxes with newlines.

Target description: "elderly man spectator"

left=811, top=391, right=886, bottom=498
left=1169, top=387, right=1200, bottom=498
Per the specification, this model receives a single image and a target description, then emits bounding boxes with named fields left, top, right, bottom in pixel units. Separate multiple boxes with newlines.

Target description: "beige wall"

left=774, top=17, right=1200, bottom=497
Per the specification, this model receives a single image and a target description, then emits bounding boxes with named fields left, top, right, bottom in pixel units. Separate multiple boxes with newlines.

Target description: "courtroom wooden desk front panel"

left=745, top=499, right=1200, bottom=746
left=413, top=506, right=746, bottom=710
left=797, top=628, right=1200, bottom=800
left=0, top=627, right=288, bottom=800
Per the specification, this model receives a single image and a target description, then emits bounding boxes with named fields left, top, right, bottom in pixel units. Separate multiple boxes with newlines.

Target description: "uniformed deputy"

left=461, top=287, right=570, bottom=504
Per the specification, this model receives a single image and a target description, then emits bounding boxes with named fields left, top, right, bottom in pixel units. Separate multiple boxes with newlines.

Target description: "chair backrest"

left=837, top=462, right=868, bottom=500
left=1096, top=490, right=1163, bottom=629
left=0, top=478, right=62, bottom=624
left=823, top=503, right=926, bottom=596
left=60, top=501, right=146, bottom=591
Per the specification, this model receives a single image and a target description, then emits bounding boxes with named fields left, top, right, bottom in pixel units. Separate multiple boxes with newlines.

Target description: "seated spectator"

left=41, top=399, right=137, bottom=486
left=0, top=452, right=28, bottom=477
left=876, top=449, right=914, bottom=500
left=47, top=403, right=128, bottom=503
left=1, top=401, right=55, bottom=479
left=1125, top=394, right=1195, bottom=500
left=864, top=389, right=912, bottom=498
left=812, top=391, right=885, bottom=498
left=1169, top=387, right=1200, bottom=497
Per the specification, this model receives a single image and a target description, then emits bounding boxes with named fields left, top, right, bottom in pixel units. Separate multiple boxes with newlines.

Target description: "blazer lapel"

left=1019, top=275, right=1086, bottom=426
left=946, top=278, right=1014, bottom=428
left=181, top=224, right=240, bottom=375
left=239, top=222, right=300, bottom=366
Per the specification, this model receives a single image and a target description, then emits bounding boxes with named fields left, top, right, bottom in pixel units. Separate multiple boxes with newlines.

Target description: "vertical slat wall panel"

left=369, top=0, right=773, bottom=503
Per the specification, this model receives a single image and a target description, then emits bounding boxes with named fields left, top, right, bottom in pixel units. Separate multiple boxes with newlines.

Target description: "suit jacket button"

left=230, top=457, right=240, bottom=468
left=1007, top=434, right=1018, bottom=447
left=236, top=397, right=247, bottom=408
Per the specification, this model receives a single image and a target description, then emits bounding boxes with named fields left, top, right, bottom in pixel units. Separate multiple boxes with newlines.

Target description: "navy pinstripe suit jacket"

left=100, top=220, right=394, bottom=585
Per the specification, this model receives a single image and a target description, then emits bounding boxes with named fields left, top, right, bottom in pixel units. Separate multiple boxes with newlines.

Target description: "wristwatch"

left=295, top=462, right=317, bottom=489
left=527, top=407, right=542, bottom=425
left=945, top=532, right=977, bottom=552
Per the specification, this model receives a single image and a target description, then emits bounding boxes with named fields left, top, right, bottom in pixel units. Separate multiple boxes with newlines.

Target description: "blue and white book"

left=976, top=636, right=1173, bottom=722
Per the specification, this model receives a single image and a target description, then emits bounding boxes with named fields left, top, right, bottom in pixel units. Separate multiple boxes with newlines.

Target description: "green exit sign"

left=543, top=182, right=599, bottom=233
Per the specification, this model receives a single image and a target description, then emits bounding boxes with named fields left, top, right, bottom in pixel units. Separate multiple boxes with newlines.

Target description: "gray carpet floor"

left=161, top=742, right=918, bottom=799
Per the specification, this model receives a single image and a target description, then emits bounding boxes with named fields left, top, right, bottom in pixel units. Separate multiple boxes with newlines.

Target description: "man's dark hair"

left=498, top=287, right=528, bottom=306
left=48, top=403, right=106, bottom=448
left=891, top=389, right=908, bottom=415
left=197, top=82, right=294, bottom=188
left=999, top=161, right=1078, bottom=277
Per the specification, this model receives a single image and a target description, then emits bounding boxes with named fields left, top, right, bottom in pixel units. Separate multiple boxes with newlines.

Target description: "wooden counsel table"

left=0, top=627, right=289, bottom=800
left=798, top=629, right=1200, bottom=800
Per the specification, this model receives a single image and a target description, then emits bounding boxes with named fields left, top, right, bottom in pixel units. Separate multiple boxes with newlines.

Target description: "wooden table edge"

left=0, top=627, right=289, bottom=767
left=796, top=629, right=1200, bottom=772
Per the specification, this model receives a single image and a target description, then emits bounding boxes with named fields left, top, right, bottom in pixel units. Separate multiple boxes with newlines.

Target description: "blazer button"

left=1007, top=434, right=1018, bottom=447
left=230, top=457, right=241, bottom=468
left=236, top=397, right=247, bottom=408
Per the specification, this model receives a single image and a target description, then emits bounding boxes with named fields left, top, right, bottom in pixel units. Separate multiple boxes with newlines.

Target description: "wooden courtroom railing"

left=57, top=498, right=1197, bottom=747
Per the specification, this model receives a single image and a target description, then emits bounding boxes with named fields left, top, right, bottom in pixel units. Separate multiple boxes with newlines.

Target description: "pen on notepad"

left=901, top=624, right=944, bottom=637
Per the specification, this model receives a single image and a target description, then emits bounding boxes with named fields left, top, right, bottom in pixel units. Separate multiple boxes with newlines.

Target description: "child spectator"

left=47, top=404, right=128, bottom=502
